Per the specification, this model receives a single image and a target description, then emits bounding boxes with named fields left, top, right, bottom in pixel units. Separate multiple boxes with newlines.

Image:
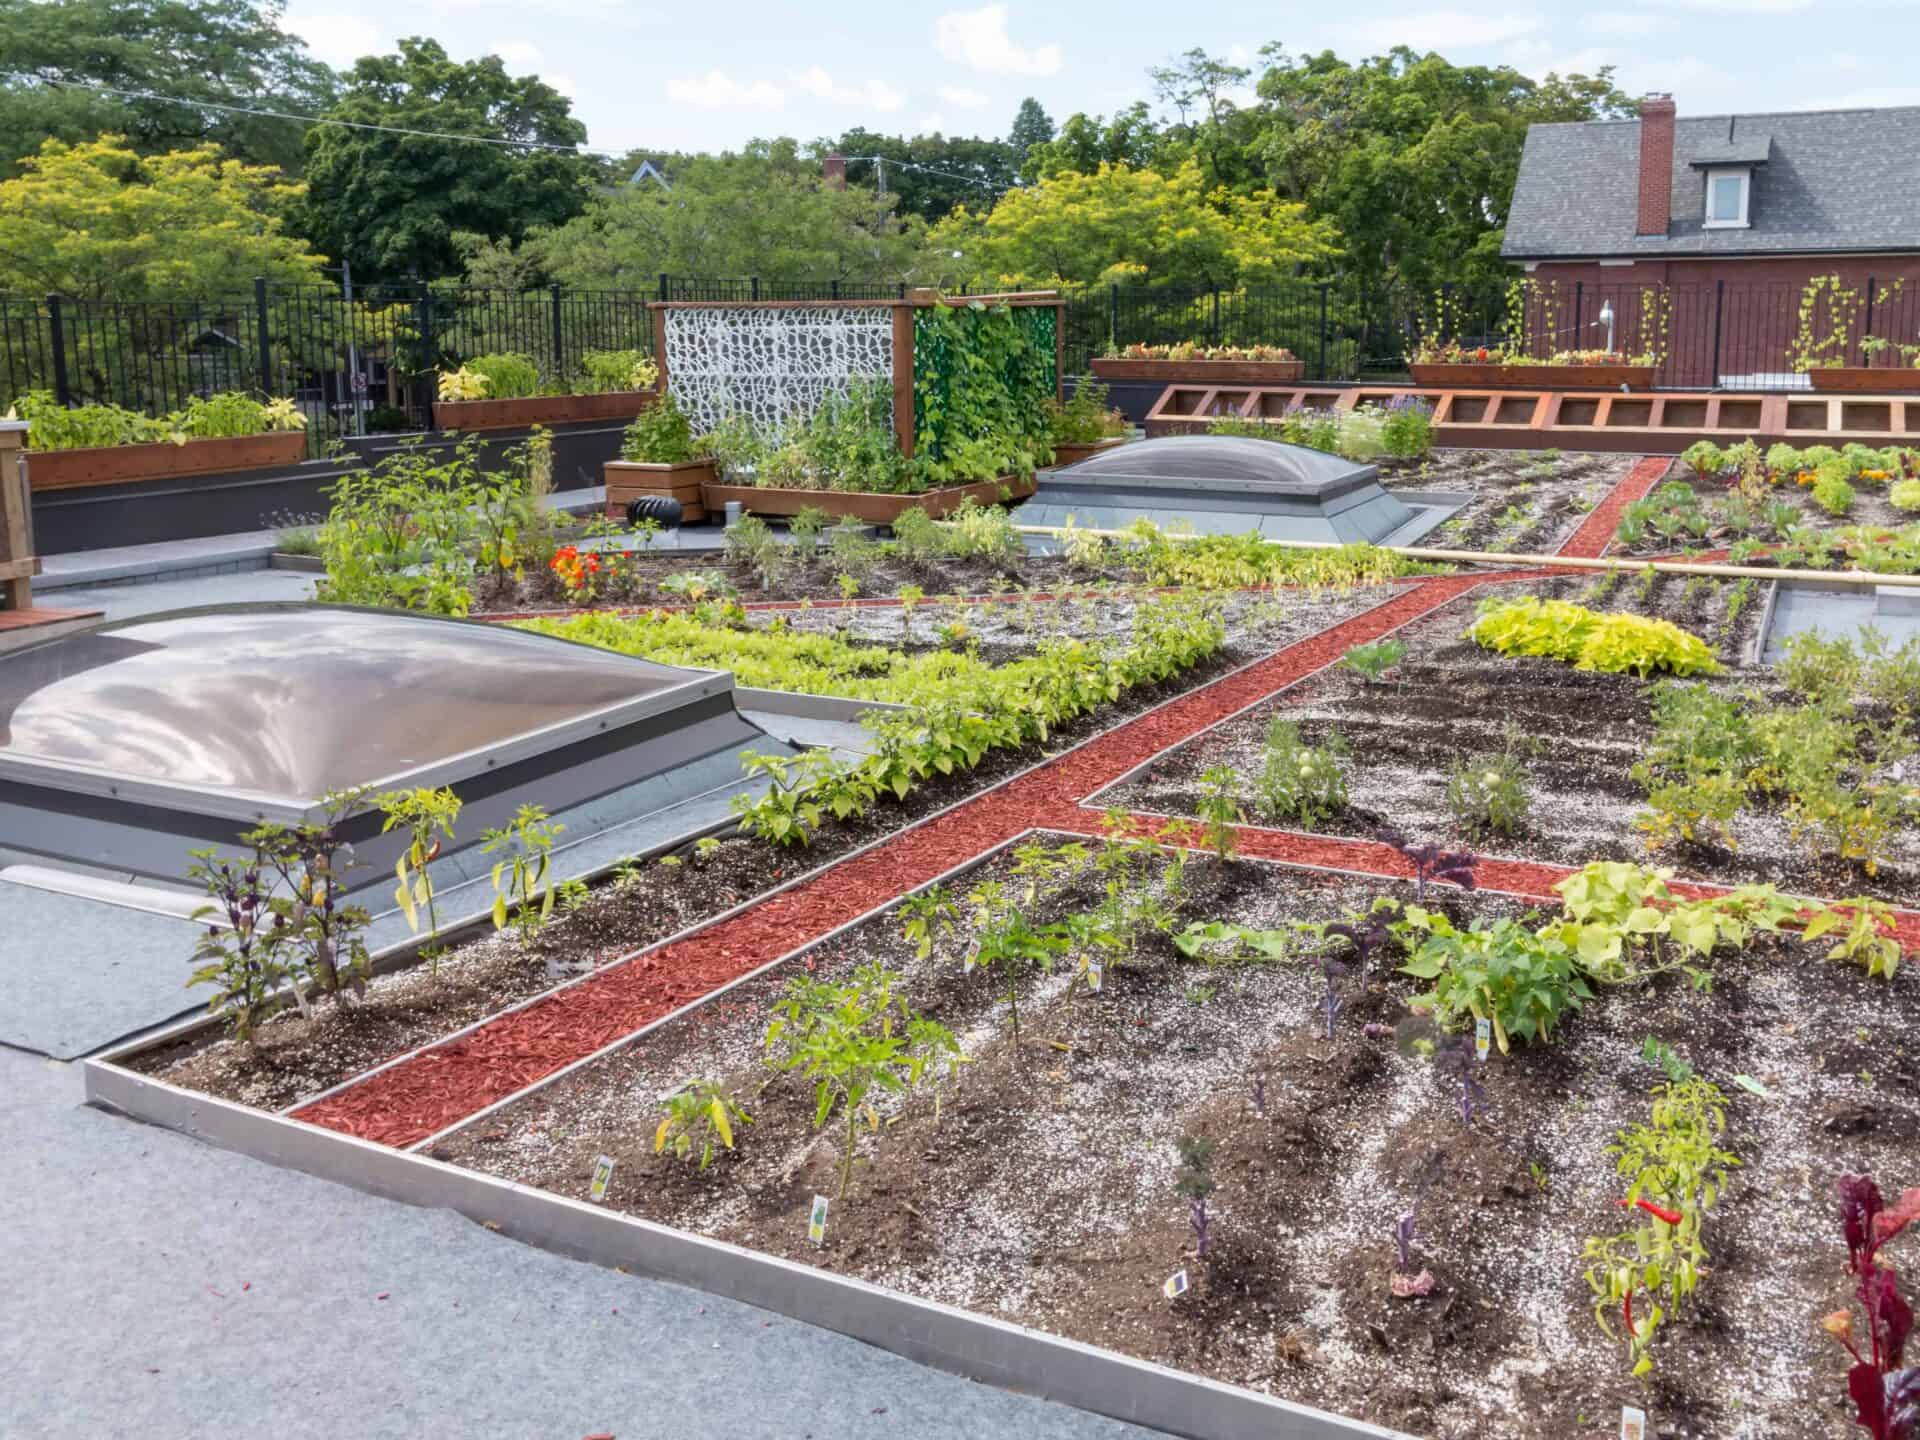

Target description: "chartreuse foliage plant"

left=9, top=387, right=305, bottom=450
left=1468, top=596, right=1720, bottom=678
left=655, top=1077, right=750, bottom=1170
left=1109, top=521, right=1438, bottom=592
left=1583, top=1077, right=1738, bottom=1376
left=763, top=962, right=963, bottom=1200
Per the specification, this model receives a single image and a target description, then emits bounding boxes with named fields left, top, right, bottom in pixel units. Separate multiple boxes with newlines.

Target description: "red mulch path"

left=1558, top=454, right=1670, bottom=559
left=292, top=458, right=1915, bottom=1148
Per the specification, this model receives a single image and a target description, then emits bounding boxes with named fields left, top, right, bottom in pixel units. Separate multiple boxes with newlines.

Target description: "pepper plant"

left=1193, top=765, right=1243, bottom=864
left=186, top=841, right=294, bottom=1044
left=654, top=1078, right=751, bottom=1171
left=966, top=881, right=1069, bottom=1044
left=763, top=962, right=963, bottom=1200
left=377, top=785, right=463, bottom=969
left=480, top=804, right=565, bottom=937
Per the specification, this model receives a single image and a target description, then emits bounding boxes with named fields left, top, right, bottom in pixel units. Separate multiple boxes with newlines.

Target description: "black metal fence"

left=7, top=274, right=1917, bottom=448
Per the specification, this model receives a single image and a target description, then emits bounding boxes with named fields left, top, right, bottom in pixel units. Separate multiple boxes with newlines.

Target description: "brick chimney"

left=1636, top=94, right=1675, bottom=236
left=823, top=151, right=846, bottom=191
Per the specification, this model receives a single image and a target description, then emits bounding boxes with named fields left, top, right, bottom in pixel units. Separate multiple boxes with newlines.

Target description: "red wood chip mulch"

left=292, top=457, right=1910, bottom=1150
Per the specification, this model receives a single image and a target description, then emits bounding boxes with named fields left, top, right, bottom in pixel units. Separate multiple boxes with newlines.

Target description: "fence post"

left=1710, top=279, right=1724, bottom=387
left=1573, top=281, right=1584, bottom=351
left=658, top=273, right=669, bottom=302
left=550, top=283, right=565, bottom=375
left=831, top=278, right=840, bottom=300
left=751, top=276, right=760, bottom=302
left=1209, top=286, right=1220, bottom=346
left=45, top=294, right=71, bottom=407
left=1108, top=283, right=1119, bottom=352
left=1317, top=284, right=1330, bottom=380
left=417, top=281, right=437, bottom=427
left=1864, top=278, right=1878, bottom=365
left=254, top=277, right=273, bottom=397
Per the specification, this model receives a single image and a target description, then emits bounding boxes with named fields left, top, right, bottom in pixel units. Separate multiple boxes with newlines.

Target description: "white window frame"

left=1703, top=167, right=1751, bottom=229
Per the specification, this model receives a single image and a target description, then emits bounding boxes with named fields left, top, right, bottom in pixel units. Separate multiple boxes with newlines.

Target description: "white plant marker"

left=589, top=1155, right=616, bottom=1203
left=1474, top=1017, right=1491, bottom=1061
left=808, top=1194, right=830, bottom=1247
left=1163, top=1269, right=1189, bottom=1300
left=1620, top=1405, right=1647, bottom=1440
left=1086, top=959, right=1104, bottom=993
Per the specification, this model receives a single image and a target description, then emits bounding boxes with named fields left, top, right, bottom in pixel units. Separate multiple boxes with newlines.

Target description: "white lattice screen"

left=664, top=305, right=895, bottom=436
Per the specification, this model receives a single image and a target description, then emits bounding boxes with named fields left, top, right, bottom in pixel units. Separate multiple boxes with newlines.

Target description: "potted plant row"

left=1408, top=342, right=1658, bottom=390
left=434, top=350, right=661, bottom=431
left=1044, top=379, right=1132, bottom=467
left=1090, top=342, right=1305, bottom=385
left=6, top=390, right=311, bottom=490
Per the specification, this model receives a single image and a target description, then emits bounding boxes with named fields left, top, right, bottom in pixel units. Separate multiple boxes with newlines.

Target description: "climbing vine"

left=912, top=299, right=1056, bottom=485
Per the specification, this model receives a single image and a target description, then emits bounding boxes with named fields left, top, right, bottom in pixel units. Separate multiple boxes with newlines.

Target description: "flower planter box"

left=1047, top=436, right=1129, bottom=468
left=1090, top=357, right=1304, bottom=384
left=701, top=474, right=1037, bottom=525
left=23, top=429, right=310, bottom=492
left=605, top=458, right=715, bottom=525
left=1806, top=368, right=1920, bottom=393
left=433, top=388, right=659, bottom=433
left=1408, top=362, right=1655, bottom=390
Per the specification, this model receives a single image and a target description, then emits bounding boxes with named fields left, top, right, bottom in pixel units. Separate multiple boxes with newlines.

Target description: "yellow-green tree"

left=930, top=159, right=1336, bottom=290
left=0, top=136, right=328, bottom=300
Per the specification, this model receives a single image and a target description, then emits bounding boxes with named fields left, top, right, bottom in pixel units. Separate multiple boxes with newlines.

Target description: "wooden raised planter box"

left=1807, top=368, right=1920, bottom=393
left=433, top=388, right=658, bottom=432
left=701, top=473, right=1037, bottom=525
left=24, top=429, right=309, bottom=492
left=605, top=458, right=715, bottom=525
left=1408, top=362, right=1654, bottom=390
left=1048, top=436, right=1128, bottom=468
left=1091, top=357, right=1304, bottom=384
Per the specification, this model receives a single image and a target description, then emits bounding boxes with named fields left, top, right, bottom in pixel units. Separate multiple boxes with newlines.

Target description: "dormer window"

left=1703, top=167, right=1751, bottom=228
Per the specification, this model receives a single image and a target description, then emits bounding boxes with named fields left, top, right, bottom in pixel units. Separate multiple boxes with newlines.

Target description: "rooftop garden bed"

left=433, top=349, right=660, bottom=431
left=1093, top=343, right=1305, bottom=383
left=1409, top=279, right=1670, bottom=391
left=6, top=387, right=310, bottom=487
left=422, top=829, right=1915, bottom=1440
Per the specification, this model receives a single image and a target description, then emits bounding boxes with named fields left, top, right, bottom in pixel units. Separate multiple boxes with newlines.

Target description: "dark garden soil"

left=134, top=585, right=1394, bottom=1114
left=1099, top=571, right=1920, bottom=907
left=434, top=840, right=1919, bottom=1440
left=1611, top=469, right=1919, bottom=564
left=1376, top=449, right=1636, bottom=557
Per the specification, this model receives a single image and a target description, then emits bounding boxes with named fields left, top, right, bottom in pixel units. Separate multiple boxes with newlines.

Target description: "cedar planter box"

left=605, top=458, right=715, bottom=524
left=1806, top=368, right=1920, bottom=393
left=24, top=429, right=310, bottom=492
left=1090, top=357, right=1304, bottom=384
left=701, top=474, right=1037, bottom=525
left=1047, top=436, right=1129, bottom=468
left=1408, top=362, right=1655, bottom=390
left=433, top=388, right=658, bottom=432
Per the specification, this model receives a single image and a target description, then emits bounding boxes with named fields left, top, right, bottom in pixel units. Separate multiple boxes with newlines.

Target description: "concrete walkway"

left=3, top=1049, right=1157, bottom=1440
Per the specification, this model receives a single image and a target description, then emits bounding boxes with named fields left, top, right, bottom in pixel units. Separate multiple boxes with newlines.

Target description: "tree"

left=298, top=38, right=590, bottom=283
left=1007, top=96, right=1054, bottom=181
left=0, top=135, right=327, bottom=299
left=521, top=139, right=929, bottom=290
left=930, top=159, right=1337, bottom=290
left=1149, top=48, right=1262, bottom=192
left=1027, top=104, right=1165, bottom=180
left=834, top=128, right=1015, bottom=223
left=1248, top=47, right=1635, bottom=290
left=0, top=0, right=336, bottom=177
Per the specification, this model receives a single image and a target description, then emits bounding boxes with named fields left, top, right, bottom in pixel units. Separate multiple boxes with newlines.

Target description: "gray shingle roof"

left=1501, top=106, right=1920, bottom=259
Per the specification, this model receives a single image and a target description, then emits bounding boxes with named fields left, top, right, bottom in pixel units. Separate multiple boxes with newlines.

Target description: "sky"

left=276, top=0, right=1920, bottom=156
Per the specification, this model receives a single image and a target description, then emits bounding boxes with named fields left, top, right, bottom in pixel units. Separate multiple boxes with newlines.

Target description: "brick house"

left=1501, top=96, right=1920, bottom=385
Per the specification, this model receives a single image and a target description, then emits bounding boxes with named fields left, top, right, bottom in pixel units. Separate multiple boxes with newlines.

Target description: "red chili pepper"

left=1617, top=1196, right=1684, bottom=1225
left=1623, top=1290, right=1636, bottom=1337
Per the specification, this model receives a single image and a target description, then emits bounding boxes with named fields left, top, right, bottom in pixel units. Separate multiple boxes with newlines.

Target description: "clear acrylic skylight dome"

left=0, top=605, right=716, bottom=810
left=1057, top=434, right=1379, bottom=491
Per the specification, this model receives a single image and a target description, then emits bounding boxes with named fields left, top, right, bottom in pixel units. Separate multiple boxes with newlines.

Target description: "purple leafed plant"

left=1326, top=904, right=1399, bottom=979
left=1376, top=828, right=1479, bottom=904
left=1315, top=956, right=1348, bottom=1041
left=1251, top=1071, right=1267, bottom=1116
left=1175, top=1135, right=1218, bottom=1259
left=1397, top=1016, right=1486, bottom=1126
left=1827, top=1172, right=1920, bottom=1440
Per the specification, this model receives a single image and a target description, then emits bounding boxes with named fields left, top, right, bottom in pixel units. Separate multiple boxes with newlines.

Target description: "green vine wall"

left=912, top=301, right=1057, bottom=483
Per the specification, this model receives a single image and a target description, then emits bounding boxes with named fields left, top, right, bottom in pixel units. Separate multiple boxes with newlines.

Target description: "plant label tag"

left=589, top=1154, right=616, bottom=1203
left=808, top=1194, right=830, bottom=1247
left=1619, top=1406, right=1647, bottom=1440
left=1732, top=1073, right=1773, bottom=1099
left=963, top=943, right=979, bottom=974
left=1087, top=960, right=1104, bottom=993
left=1474, top=1018, right=1491, bottom=1061
left=1163, top=1269, right=1189, bottom=1300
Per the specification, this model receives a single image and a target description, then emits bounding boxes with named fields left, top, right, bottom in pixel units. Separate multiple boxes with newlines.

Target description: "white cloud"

left=934, top=5, right=1062, bottom=77
left=283, top=11, right=387, bottom=68
left=791, top=66, right=905, bottom=112
left=1585, top=12, right=1661, bottom=35
left=937, top=84, right=991, bottom=108
left=1793, top=85, right=1920, bottom=110
left=667, top=69, right=785, bottom=110
left=1333, top=10, right=1541, bottom=54
left=1660, top=0, right=1810, bottom=10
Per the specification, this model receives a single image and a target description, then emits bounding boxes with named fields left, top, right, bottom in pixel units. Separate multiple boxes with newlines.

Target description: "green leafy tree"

left=932, top=157, right=1337, bottom=289
left=526, top=138, right=928, bottom=290
left=0, top=0, right=336, bottom=177
left=0, top=135, right=327, bottom=299
left=1007, top=96, right=1055, bottom=180
left=835, top=128, right=1015, bottom=224
left=299, top=38, right=589, bottom=282
left=1027, top=103, right=1165, bottom=180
